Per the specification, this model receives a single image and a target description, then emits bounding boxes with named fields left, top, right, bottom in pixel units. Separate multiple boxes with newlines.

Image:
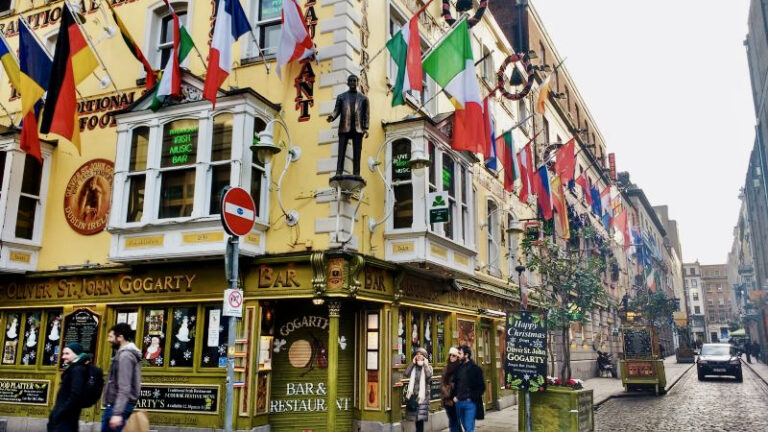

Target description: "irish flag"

left=150, top=8, right=194, bottom=112
left=423, top=20, right=484, bottom=153
left=386, top=11, right=423, bottom=106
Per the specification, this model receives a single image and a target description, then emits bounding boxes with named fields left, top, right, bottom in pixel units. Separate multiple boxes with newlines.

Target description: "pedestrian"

left=404, top=347, right=432, bottom=432
left=102, top=323, right=142, bottom=432
left=752, top=340, right=761, bottom=362
left=744, top=340, right=752, bottom=363
left=47, top=342, right=89, bottom=432
left=453, top=345, right=485, bottom=432
left=441, top=347, right=461, bottom=432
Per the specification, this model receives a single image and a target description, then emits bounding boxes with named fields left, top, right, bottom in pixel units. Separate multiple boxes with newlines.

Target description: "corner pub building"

left=0, top=0, right=580, bottom=431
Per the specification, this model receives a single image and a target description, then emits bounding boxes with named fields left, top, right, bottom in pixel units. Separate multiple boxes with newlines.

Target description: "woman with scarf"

left=48, top=342, right=89, bottom=432
left=441, top=347, right=462, bottom=432
left=404, top=347, right=433, bottom=432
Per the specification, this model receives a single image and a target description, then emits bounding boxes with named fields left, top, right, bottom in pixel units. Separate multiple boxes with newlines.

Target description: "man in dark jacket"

left=48, top=342, right=89, bottom=432
left=453, top=345, right=485, bottom=432
left=101, top=323, right=141, bottom=432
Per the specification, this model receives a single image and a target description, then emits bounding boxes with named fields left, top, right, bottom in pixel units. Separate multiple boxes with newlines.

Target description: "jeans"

left=101, top=403, right=135, bottom=432
left=415, top=419, right=424, bottom=432
left=446, top=404, right=461, bottom=432
left=456, top=399, right=477, bottom=432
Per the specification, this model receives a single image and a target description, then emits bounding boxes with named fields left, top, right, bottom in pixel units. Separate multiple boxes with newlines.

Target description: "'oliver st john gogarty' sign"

left=504, top=311, right=548, bottom=391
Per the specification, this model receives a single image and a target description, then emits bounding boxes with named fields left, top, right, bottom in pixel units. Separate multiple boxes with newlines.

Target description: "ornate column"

left=327, top=301, right=341, bottom=431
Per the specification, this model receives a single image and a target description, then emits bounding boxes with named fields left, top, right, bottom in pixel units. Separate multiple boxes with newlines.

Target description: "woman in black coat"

left=48, top=342, right=89, bottom=432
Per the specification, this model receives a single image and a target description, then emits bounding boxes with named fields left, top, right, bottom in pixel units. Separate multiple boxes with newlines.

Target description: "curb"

left=593, top=363, right=694, bottom=408
left=741, top=360, right=768, bottom=387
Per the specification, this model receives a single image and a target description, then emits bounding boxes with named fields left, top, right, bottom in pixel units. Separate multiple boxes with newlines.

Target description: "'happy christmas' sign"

left=504, top=311, right=547, bottom=391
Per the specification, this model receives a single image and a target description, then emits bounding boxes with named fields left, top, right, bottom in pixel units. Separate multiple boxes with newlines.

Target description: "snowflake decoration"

left=184, top=350, right=192, bottom=360
left=153, top=389, right=162, bottom=399
left=508, top=337, right=517, bottom=345
left=338, top=336, right=347, bottom=350
left=29, top=352, right=35, bottom=361
left=45, top=343, right=52, bottom=352
left=273, top=339, right=286, bottom=353
left=174, top=342, right=180, bottom=349
left=203, top=356, right=211, bottom=364
left=155, top=356, right=164, bottom=366
left=174, top=310, right=183, bottom=320
left=218, top=345, right=227, bottom=355
left=523, top=374, right=530, bottom=381
left=532, top=339, right=544, bottom=350
left=146, top=315, right=151, bottom=322
left=189, top=316, right=196, bottom=323
left=170, top=359, right=176, bottom=366
left=22, top=354, right=29, bottom=365
left=219, top=326, right=225, bottom=333
left=27, top=316, right=35, bottom=325
left=49, top=355, right=56, bottom=363
left=144, top=336, right=151, bottom=345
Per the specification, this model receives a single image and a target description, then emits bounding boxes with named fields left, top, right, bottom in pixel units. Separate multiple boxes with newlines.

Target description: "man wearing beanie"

left=48, top=342, right=90, bottom=431
left=102, top=323, right=142, bottom=432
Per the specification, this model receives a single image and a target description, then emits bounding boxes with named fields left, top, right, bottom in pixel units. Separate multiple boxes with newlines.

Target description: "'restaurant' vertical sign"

left=504, top=311, right=547, bottom=391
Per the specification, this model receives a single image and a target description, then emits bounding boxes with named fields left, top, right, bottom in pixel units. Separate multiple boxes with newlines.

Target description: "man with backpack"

left=48, top=342, right=91, bottom=431
left=102, top=323, right=142, bottom=432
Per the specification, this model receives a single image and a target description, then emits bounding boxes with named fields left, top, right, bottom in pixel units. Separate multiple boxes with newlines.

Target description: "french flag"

left=203, top=0, right=252, bottom=108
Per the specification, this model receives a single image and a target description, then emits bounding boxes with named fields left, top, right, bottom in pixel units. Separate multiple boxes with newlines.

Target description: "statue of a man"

left=327, top=74, right=369, bottom=177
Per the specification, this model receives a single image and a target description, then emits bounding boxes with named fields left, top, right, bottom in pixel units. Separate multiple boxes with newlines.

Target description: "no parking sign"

left=223, top=288, right=243, bottom=318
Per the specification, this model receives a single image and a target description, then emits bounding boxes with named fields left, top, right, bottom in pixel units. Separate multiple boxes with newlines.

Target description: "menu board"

left=61, top=309, right=100, bottom=366
left=623, top=328, right=652, bottom=359
left=0, top=379, right=50, bottom=405
left=504, top=311, right=547, bottom=391
left=400, top=377, right=442, bottom=405
left=136, top=384, right=219, bottom=414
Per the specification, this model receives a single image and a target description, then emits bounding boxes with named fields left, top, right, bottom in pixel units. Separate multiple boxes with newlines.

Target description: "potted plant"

left=516, top=225, right=608, bottom=431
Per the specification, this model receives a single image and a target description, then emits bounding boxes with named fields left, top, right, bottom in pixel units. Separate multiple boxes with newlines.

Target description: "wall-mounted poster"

left=142, top=309, right=166, bottom=367
left=169, top=307, right=196, bottom=367
left=43, top=311, right=63, bottom=366
left=22, top=312, right=42, bottom=365
left=458, top=319, right=476, bottom=349
left=3, top=312, right=20, bottom=365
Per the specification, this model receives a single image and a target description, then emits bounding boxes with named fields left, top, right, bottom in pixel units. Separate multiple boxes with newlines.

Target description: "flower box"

left=518, top=385, right=594, bottom=432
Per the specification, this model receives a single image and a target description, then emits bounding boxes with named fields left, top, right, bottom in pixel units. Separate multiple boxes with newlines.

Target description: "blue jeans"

left=101, top=403, right=135, bottom=432
left=446, top=404, right=461, bottom=432
left=456, top=399, right=477, bottom=432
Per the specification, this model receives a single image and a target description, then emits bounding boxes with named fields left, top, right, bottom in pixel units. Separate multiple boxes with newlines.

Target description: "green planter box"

left=518, top=386, right=593, bottom=432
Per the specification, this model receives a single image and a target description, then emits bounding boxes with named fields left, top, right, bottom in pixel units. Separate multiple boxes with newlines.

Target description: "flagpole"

left=64, top=1, right=120, bottom=93
left=246, top=30, right=270, bottom=74
left=360, top=0, right=435, bottom=71
left=0, top=32, right=18, bottom=124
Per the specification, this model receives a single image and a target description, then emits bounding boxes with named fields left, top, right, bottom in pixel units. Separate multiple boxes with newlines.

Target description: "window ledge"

left=240, top=55, right=277, bottom=67
left=0, top=238, right=42, bottom=249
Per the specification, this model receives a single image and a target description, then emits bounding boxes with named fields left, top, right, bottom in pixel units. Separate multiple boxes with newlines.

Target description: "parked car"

left=697, top=343, right=742, bottom=382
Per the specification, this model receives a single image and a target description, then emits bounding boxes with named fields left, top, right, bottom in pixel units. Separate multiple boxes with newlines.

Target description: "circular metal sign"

left=220, top=187, right=256, bottom=236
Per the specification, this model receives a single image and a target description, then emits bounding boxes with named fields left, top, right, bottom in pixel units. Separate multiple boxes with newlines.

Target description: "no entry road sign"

left=220, top=187, right=256, bottom=236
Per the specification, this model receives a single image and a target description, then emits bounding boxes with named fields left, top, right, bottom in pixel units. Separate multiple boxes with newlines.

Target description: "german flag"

left=39, top=5, right=97, bottom=154
left=106, top=1, right=155, bottom=89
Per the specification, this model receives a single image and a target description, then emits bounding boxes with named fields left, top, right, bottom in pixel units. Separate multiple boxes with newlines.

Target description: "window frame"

left=243, top=0, right=284, bottom=60
left=143, top=1, right=195, bottom=72
left=424, top=143, right=472, bottom=245
left=486, top=199, right=501, bottom=277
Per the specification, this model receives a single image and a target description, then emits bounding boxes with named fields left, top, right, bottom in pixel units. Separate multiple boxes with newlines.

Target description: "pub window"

left=169, top=306, right=197, bottom=367
left=0, top=1, right=12, bottom=14
left=436, top=315, right=445, bottom=363
left=2, top=311, right=20, bottom=365
left=2, top=309, right=60, bottom=367
left=20, top=311, right=41, bottom=366
left=15, top=155, right=42, bottom=239
left=426, top=145, right=470, bottom=244
left=423, top=313, right=433, bottom=362
left=460, top=166, right=470, bottom=243
left=366, top=312, right=379, bottom=371
left=251, top=118, right=267, bottom=217
left=42, top=310, right=62, bottom=366
left=142, top=308, right=168, bottom=367
left=507, top=213, right=519, bottom=270
left=410, top=310, right=420, bottom=359
left=159, top=119, right=197, bottom=219
left=442, top=154, right=455, bottom=240
left=209, top=114, right=234, bottom=215
left=388, top=7, right=437, bottom=113
left=518, top=99, right=529, bottom=135
left=201, top=306, right=231, bottom=368
left=126, top=126, right=149, bottom=223
left=396, top=308, right=407, bottom=366
left=391, top=139, right=413, bottom=229
left=398, top=307, right=448, bottom=364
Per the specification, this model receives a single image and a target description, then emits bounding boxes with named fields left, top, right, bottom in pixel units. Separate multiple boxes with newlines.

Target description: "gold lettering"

left=119, top=276, right=131, bottom=294
left=259, top=266, right=274, bottom=288
left=184, top=274, right=195, bottom=291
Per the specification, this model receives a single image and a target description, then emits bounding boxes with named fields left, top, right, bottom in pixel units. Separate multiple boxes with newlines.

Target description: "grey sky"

left=530, top=0, right=755, bottom=265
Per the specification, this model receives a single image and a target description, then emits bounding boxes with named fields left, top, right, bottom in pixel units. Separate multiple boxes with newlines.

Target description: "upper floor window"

left=248, top=0, right=283, bottom=57
left=486, top=200, right=501, bottom=277
left=427, top=144, right=471, bottom=243
left=518, top=99, right=529, bottom=135
left=693, top=292, right=699, bottom=301
left=159, top=10, right=187, bottom=67
left=481, top=45, right=494, bottom=83
left=0, top=146, right=51, bottom=244
left=0, top=1, right=12, bottom=15
left=146, top=2, right=189, bottom=69
left=694, top=306, right=700, bottom=314
left=388, top=6, right=437, bottom=113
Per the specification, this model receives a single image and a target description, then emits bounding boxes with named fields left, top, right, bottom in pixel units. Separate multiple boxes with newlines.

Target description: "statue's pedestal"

left=330, top=174, right=366, bottom=193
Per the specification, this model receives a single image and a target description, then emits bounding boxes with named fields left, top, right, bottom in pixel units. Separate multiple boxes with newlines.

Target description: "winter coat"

left=441, top=361, right=460, bottom=407
left=48, top=359, right=88, bottom=432
left=404, top=362, right=433, bottom=422
left=454, top=360, right=485, bottom=403
left=102, top=342, right=142, bottom=416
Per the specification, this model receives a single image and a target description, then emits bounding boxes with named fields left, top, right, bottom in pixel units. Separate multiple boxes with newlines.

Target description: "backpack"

left=81, top=364, right=105, bottom=408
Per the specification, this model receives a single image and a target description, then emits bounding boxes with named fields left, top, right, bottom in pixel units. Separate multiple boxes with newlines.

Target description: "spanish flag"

left=19, top=19, right=52, bottom=163
left=106, top=1, right=155, bottom=90
left=39, top=5, right=98, bottom=154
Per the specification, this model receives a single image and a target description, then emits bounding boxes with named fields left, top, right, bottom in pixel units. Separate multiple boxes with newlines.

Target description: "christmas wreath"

left=442, top=0, right=489, bottom=28
left=496, top=52, right=535, bottom=100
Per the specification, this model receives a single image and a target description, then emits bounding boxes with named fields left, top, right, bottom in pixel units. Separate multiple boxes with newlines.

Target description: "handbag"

left=405, top=394, right=419, bottom=412
left=123, top=410, right=150, bottom=432
left=475, top=399, right=485, bottom=420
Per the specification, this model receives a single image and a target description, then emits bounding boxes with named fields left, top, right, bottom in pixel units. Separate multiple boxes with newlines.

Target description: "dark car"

left=697, top=343, right=742, bottom=382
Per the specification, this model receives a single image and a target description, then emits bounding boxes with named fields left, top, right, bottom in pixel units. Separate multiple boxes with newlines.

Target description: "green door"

left=268, top=302, right=355, bottom=431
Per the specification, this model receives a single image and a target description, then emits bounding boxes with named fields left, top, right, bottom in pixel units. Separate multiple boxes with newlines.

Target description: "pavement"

left=741, top=357, right=768, bottom=385
left=440, top=356, right=694, bottom=432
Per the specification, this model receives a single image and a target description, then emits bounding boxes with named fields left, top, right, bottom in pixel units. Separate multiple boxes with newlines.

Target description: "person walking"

left=102, top=323, right=142, bottom=432
left=453, top=345, right=485, bottom=432
left=441, top=347, right=462, bottom=432
left=752, top=340, right=761, bottom=363
left=47, top=342, right=89, bottom=432
left=744, top=340, right=753, bottom=363
left=404, top=347, right=432, bottom=432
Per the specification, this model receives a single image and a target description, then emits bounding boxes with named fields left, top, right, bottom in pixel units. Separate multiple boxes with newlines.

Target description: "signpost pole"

left=225, top=235, right=239, bottom=432
left=516, top=265, right=533, bottom=432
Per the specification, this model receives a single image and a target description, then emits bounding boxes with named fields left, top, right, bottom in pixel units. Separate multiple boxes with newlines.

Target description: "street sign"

left=428, top=191, right=450, bottom=224
left=220, top=187, right=256, bottom=237
left=223, top=288, right=243, bottom=318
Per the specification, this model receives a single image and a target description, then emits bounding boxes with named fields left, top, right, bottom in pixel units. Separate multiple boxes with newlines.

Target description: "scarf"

left=406, top=364, right=427, bottom=404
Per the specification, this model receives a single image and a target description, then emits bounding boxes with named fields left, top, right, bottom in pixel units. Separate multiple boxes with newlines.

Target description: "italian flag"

left=151, top=10, right=195, bottom=112
left=386, top=14, right=423, bottom=106
left=423, top=20, right=484, bottom=153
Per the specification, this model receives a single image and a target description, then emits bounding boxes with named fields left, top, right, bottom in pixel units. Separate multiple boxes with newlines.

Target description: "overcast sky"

left=530, top=0, right=755, bottom=265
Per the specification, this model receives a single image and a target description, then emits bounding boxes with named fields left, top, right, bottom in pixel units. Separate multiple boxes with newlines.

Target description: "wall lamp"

left=533, top=64, right=552, bottom=72
left=252, top=118, right=301, bottom=226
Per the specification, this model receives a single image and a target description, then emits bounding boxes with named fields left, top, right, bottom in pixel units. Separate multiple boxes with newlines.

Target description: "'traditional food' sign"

left=136, top=384, right=220, bottom=414
left=504, top=311, right=547, bottom=391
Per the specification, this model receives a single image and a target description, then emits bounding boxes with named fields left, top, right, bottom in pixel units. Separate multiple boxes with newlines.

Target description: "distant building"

left=683, top=262, right=706, bottom=344
left=699, top=264, right=735, bottom=342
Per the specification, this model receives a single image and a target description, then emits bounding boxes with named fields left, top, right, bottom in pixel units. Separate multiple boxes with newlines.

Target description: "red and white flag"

left=203, top=0, right=252, bottom=108
left=517, top=140, right=534, bottom=203
left=276, top=0, right=315, bottom=78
